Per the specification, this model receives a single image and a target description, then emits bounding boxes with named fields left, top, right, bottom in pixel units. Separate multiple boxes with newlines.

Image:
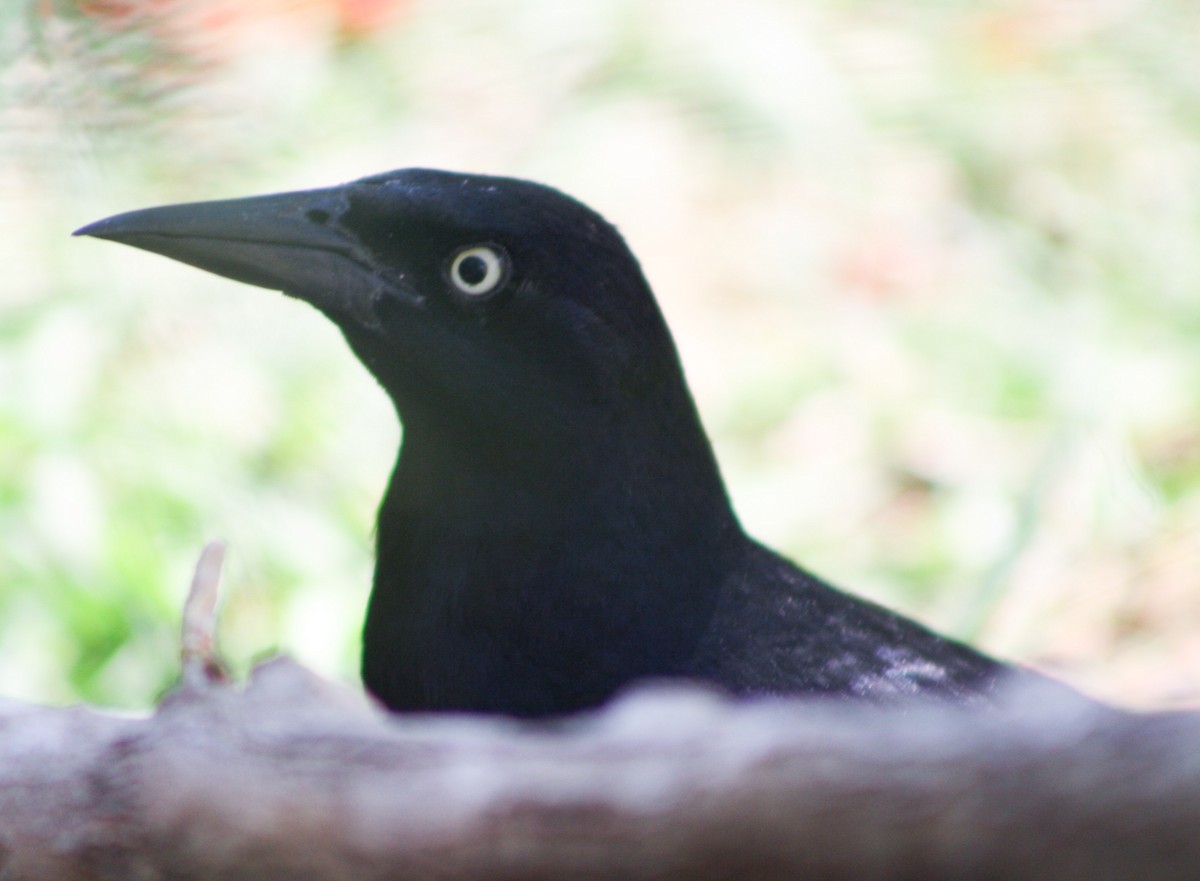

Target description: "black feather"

left=77, top=168, right=1047, bottom=717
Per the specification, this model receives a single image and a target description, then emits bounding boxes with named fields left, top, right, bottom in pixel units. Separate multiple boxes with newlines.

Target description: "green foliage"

left=1, top=0, right=1197, bottom=708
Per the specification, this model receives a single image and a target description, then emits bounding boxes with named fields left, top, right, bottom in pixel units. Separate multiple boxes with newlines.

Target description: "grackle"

left=77, top=169, right=1037, bottom=717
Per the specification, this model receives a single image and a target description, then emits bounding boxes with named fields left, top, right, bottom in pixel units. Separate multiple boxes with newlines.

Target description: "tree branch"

left=0, top=549, right=1196, bottom=880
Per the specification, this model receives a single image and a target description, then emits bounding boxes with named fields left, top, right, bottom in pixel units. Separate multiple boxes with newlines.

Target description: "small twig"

left=181, top=539, right=229, bottom=688
left=958, top=426, right=1075, bottom=639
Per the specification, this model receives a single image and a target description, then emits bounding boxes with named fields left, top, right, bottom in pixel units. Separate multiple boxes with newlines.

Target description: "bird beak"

left=74, top=186, right=391, bottom=329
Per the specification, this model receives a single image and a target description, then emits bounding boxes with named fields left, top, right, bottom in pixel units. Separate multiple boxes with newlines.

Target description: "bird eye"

left=448, top=245, right=508, bottom=297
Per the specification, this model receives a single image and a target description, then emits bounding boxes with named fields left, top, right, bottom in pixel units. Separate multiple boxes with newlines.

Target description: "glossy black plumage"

left=77, top=168, right=1027, bottom=716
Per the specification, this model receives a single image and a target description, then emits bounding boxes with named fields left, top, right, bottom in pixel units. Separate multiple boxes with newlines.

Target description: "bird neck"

left=383, top=387, right=737, bottom=560
left=364, top=384, right=742, bottom=712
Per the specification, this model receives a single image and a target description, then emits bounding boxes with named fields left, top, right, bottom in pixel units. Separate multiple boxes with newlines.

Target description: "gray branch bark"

left=1, top=547, right=1197, bottom=880
left=0, top=659, right=1197, bottom=881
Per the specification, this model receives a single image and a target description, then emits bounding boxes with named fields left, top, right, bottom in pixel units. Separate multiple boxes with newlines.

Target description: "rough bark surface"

left=0, top=660, right=1197, bottom=881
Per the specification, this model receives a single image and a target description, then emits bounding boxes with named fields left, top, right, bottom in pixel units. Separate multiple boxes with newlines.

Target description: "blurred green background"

left=1, top=0, right=1198, bottom=709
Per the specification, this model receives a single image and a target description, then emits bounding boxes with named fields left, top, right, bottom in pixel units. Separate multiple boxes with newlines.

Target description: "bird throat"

left=361, top=397, right=737, bottom=714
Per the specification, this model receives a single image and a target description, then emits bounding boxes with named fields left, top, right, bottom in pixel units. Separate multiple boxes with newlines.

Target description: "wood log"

left=0, top=659, right=1197, bottom=880
left=0, top=545, right=1195, bottom=880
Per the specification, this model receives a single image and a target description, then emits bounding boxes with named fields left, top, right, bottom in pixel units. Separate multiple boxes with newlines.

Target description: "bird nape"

left=76, top=168, right=1035, bottom=717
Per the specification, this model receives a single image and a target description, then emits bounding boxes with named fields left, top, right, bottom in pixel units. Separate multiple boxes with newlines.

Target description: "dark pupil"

left=458, top=254, right=488, bottom=286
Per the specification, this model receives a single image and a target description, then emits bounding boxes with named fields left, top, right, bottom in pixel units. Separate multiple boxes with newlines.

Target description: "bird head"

left=78, top=169, right=743, bottom=715
left=75, top=169, right=687, bottom=452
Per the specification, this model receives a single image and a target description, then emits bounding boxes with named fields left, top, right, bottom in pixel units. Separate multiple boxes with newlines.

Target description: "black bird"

left=77, top=168, right=1031, bottom=716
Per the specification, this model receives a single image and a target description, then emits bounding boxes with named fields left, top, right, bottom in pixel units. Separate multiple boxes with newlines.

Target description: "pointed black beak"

left=75, top=185, right=392, bottom=328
